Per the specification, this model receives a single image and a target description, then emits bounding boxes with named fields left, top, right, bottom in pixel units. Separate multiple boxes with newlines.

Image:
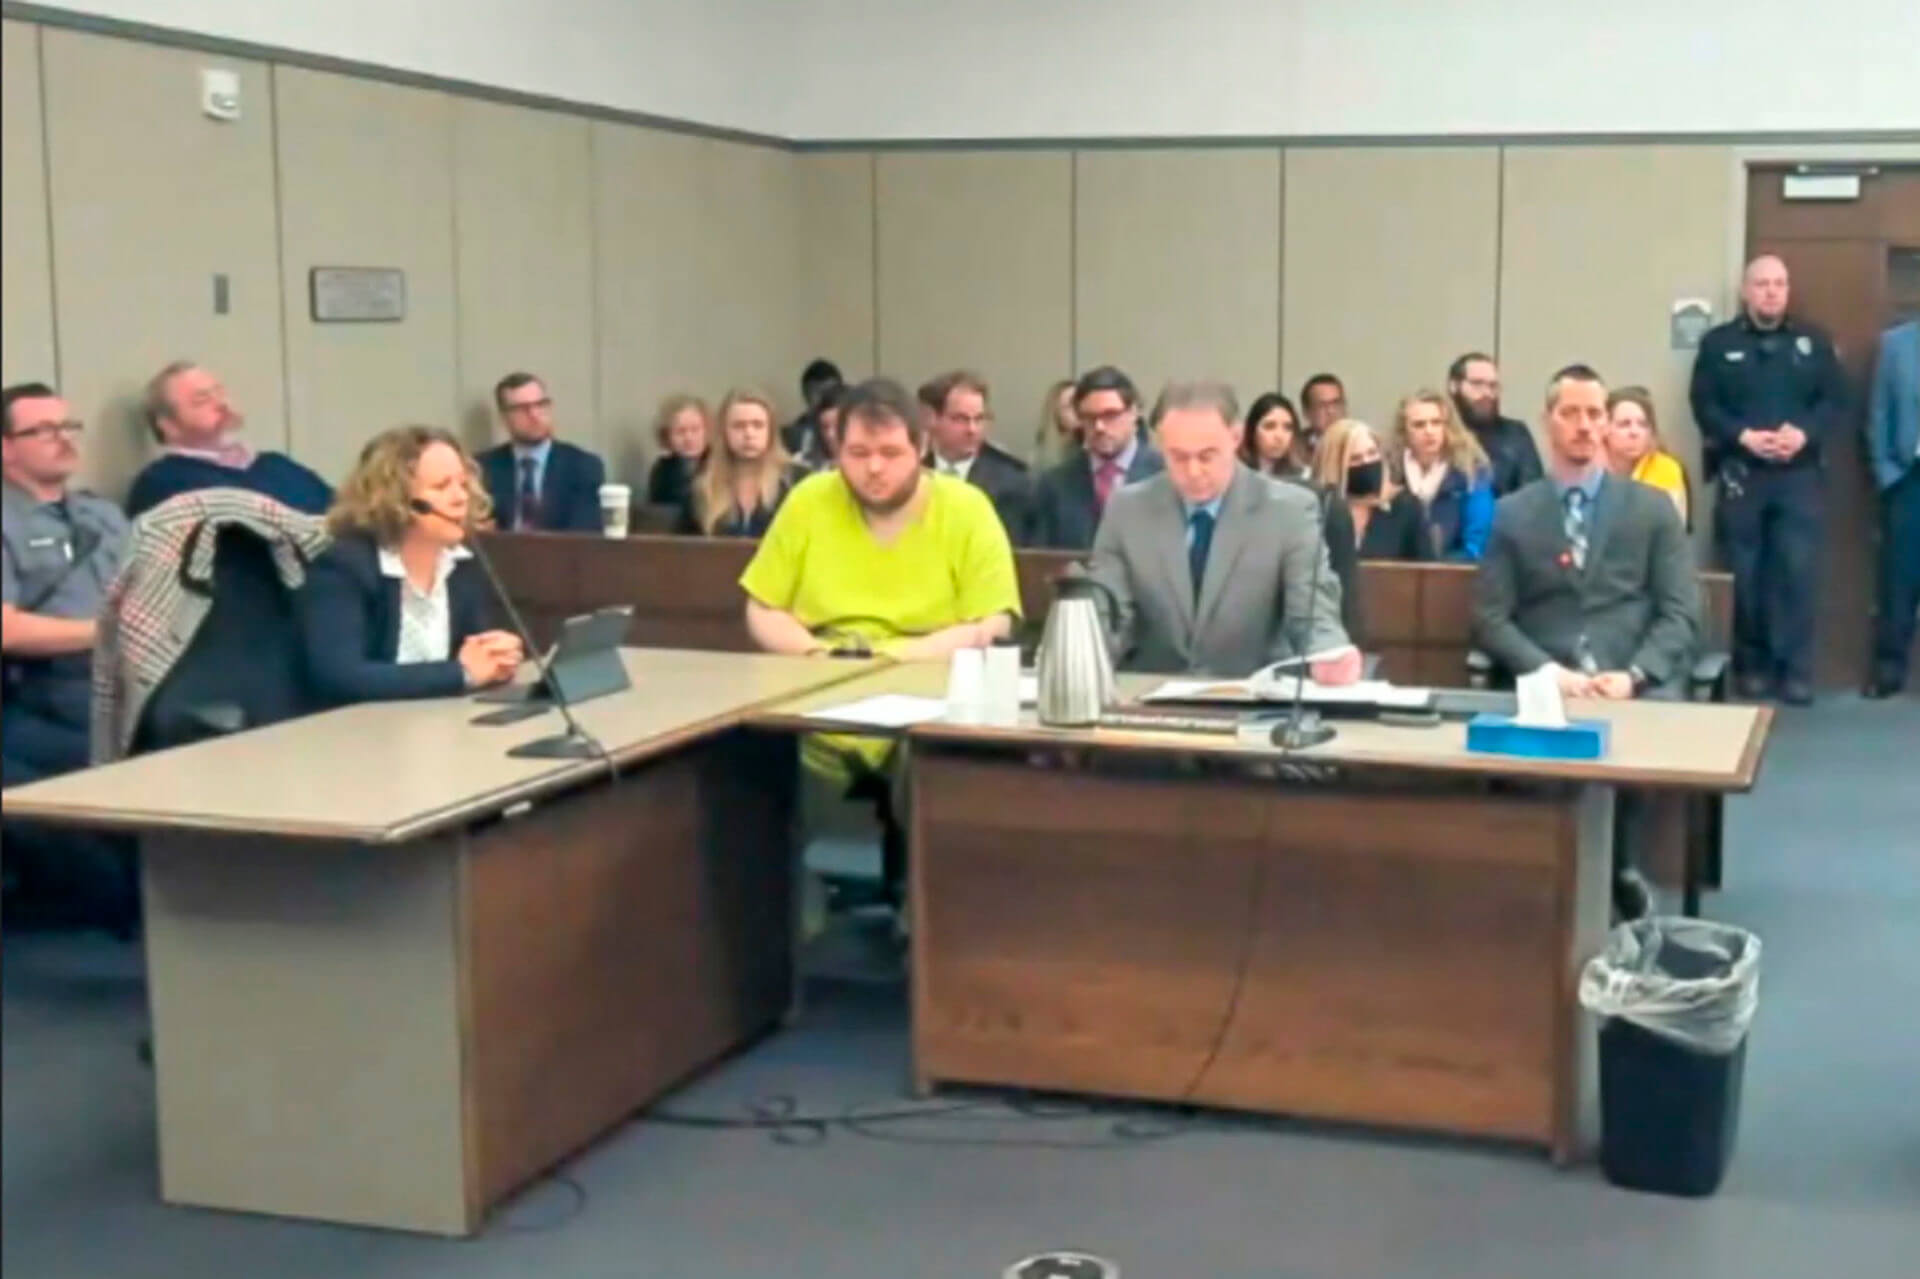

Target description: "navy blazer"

left=1869, top=321, right=1920, bottom=491
left=477, top=439, right=607, bottom=533
left=1029, top=442, right=1165, bottom=551
left=298, top=533, right=498, bottom=706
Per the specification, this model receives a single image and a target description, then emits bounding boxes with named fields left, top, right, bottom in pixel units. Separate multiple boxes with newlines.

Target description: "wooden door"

left=1747, top=165, right=1920, bottom=689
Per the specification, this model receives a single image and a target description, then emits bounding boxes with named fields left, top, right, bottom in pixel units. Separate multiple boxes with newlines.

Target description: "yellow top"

left=1632, top=451, right=1690, bottom=526
left=741, top=470, right=1021, bottom=655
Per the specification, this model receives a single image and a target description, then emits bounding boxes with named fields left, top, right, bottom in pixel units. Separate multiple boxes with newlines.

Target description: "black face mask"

left=1346, top=459, right=1385, bottom=498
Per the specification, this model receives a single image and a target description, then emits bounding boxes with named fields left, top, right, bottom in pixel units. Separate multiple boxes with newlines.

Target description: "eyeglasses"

left=942, top=413, right=993, bottom=429
left=4, top=420, right=85, bottom=442
left=1082, top=408, right=1133, bottom=429
left=503, top=398, right=553, bottom=414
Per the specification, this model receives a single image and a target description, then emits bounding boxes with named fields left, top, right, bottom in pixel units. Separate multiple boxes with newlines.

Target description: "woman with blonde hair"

left=1032, top=377, right=1081, bottom=469
left=1311, top=417, right=1432, bottom=562
left=645, top=393, right=710, bottom=509
left=1605, top=386, right=1690, bottom=527
left=299, top=425, right=523, bottom=705
left=680, top=388, right=805, bottom=537
left=1391, top=389, right=1496, bottom=560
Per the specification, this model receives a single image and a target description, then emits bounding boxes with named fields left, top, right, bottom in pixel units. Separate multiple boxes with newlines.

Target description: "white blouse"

left=377, top=544, right=471, bottom=665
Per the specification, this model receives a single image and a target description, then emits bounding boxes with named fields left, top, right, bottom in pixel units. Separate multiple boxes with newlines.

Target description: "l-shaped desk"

left=3, top=650, right=1772, bottom=1234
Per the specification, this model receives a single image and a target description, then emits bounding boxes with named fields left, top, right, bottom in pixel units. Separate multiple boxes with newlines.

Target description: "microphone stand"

left=1271, top=484, right=1339, bottom=753
left=412, top=501, right=608, bottom=765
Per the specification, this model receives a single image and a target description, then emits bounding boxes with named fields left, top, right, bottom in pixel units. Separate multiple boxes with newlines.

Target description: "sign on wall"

left=309, top=267, right=406, bottom=322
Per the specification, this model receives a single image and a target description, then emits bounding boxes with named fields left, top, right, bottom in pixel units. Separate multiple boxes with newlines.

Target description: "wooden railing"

left=481, top=532, right=1733, bottom=687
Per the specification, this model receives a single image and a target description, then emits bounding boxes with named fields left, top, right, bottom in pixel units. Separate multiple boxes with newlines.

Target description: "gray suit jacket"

left=1868, top=320, right=1920, bottom=491
left=1472, top=474, right=1699, bottom=686
left=1088, top=464, right=1350, bottom=676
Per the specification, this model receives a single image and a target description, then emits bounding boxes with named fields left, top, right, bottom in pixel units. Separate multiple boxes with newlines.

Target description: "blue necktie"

left=1563, top=488, right=1589, bottom=572
left=518, top=457, right=542, bottom=530
left=1188, top=508, right=1216, bottom=603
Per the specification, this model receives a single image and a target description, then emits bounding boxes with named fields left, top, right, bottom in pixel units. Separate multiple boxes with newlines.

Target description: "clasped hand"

left=459, top=631, right=524, bottom=687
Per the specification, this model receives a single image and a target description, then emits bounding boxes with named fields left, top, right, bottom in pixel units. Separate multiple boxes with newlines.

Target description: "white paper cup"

left=945, top=647, right=987, bottom=724
left=982, top=644, right=1022, bottom=725
left=598, top=484, right=632, bottom=538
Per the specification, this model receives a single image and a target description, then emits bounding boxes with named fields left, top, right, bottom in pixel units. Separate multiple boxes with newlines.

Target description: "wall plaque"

left=310, top=266, right=406, bottom=322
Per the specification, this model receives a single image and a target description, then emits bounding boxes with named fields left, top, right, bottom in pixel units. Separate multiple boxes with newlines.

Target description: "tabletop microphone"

left=1271, top=484, right=1339, bottom=754
left=409, top=499, right=608, bottom=766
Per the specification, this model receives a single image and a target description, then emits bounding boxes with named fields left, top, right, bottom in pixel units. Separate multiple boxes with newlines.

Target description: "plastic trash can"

left=1579, top=917, right=1761, bottom=1197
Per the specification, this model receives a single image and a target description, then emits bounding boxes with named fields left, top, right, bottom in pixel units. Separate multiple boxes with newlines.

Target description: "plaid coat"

left=91, top=489, right=332, bottom=763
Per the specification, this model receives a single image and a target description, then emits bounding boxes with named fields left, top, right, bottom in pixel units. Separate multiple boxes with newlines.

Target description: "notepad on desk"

left=803, top=694, right=949, bottom=728
left=1140, top=673, right=1434, bottom=712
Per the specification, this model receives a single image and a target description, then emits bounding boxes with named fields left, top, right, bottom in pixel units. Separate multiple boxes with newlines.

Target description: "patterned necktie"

left=517, top=456, right=542, bottom=530
left=1093, top=460, right=1123, bottom=513
left=1563, top=487, right=1590, bottom=572
left=1188, top=508, right=1216, bottom=604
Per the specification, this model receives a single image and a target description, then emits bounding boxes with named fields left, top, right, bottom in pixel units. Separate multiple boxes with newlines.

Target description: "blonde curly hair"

left=327, top=425, right=492, bottom=544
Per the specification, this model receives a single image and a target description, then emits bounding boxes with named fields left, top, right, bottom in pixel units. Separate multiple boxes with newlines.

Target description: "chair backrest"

left=132, top=526, right=313, bottom=754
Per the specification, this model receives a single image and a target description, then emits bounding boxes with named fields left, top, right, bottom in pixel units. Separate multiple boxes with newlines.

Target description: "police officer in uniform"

left=3, top=382, right=135, bottom=931
left=1689, top=255, right=1846, bottom=705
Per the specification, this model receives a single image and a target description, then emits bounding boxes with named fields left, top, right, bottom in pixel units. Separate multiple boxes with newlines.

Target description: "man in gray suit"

left=1866, top=319, right=1920, bottom=698
left=1474, top=363, right=1699, bottom=701
left=1477, top=364, right=1699, bottom=919
left=1088, top=381, right=1360, bottom=682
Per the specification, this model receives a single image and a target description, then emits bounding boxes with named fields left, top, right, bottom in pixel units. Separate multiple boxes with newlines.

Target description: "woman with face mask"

left=1311, top=418, right=1432, bottom=562
left=1392, top=389, right=1496, bottom=560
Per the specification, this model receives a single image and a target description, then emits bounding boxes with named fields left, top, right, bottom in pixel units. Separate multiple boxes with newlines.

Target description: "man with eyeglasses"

left=1448, top=352, right=1545, bottom=497
left=127, top=360, right=333, bottom=518
left=1030, top=366, right=1165, bottom=550
left=3, top=382, right=131, bottom=787
left=918, top=370, right=1032, bottom=543
left=476, top=372, right=607, bottom=533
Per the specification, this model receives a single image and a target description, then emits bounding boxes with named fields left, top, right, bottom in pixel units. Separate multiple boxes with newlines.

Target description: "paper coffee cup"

left=598, top=484, right=631, bottom=538
left=945, top=647, right=986, bottom=724
left=982, top=644, right=1022, bottom=725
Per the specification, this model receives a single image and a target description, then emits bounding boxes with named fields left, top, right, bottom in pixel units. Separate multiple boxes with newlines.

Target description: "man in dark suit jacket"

left=1030, top=365, right=1164, bottom=550
left=1474, top=363, right=1699, bottom=700
left=1866, top=319, right=1920, bottom=697
left=919, top=370, right=1032, bottom=543
left=476, top=372, right=607, bottom=533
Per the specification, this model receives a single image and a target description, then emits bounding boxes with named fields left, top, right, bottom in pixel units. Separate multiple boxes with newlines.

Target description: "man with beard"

left=1448, top=352, right=1545, bottom=497
left=127, top=360, right=332, bottom=517
left=741, top=376, right=1019, bottom=910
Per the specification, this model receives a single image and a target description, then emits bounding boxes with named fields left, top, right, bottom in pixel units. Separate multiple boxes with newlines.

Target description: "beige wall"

left=0, top=17, right=1768, bottom=503
left=0, top=22, right=801, bottom=499
left=874, top=151, right=1073, bottom=459
left=1, top=21, right=56, bottom=392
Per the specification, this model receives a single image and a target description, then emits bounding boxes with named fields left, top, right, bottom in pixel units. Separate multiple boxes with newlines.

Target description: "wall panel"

left=593, top=125, right=797, bottom=482
left=1282, top=147, right=1500, bottom=436
left=276, top=67, right=456, bottom=487
left=795, top=151, right=876, bottom=384
left=452, top=99, right=595, bottom=457
left=2, top=21, right=57, bottom=390
left=1074, top=148, right=1282, bottom=418
left=1499, top=144, right=1736, bottom=526
left=875, top=151, right=1071, bottom=462
left=42, top=28, right=283, bottom=494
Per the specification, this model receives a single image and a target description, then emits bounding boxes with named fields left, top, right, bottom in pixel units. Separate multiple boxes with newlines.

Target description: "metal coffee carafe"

left=1035, top=574, right=1117, bottom=727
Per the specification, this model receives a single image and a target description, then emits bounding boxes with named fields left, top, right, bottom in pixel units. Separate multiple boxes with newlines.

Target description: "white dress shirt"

left=932, top=451, right=978, bottom=483
left=378, top=543, right=471, bottom=665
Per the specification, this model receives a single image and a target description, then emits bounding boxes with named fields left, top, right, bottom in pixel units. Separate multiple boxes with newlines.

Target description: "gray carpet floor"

left=5, top=695, right=1917, bottom=1279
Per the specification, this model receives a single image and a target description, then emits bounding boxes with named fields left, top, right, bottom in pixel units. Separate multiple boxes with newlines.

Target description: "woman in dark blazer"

left=300, top=426, right=523, bottom=706
left=1311, top=417, right=1433, bottom=563
left=645, top=393, right=710, bottom=509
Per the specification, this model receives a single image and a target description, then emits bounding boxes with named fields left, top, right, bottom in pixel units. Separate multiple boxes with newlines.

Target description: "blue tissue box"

left=1466, top=713, right=1611, bottom=761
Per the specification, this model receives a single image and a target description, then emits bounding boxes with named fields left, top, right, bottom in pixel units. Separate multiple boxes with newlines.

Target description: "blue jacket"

left=1422, top=466, right=1496, bottom=561
left=477, top=439, right=606, bottom=533
left=1868, top=321, right=1920, bottom=491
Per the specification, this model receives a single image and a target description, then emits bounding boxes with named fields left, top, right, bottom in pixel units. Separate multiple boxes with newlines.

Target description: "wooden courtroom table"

left=2, top=650, right=878, bottom=1235
left=756, top=662, right=1773, bottom=1163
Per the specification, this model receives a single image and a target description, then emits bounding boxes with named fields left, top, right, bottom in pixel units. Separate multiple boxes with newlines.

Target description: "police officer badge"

left=1796, top=335, right=1813, bottom=356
